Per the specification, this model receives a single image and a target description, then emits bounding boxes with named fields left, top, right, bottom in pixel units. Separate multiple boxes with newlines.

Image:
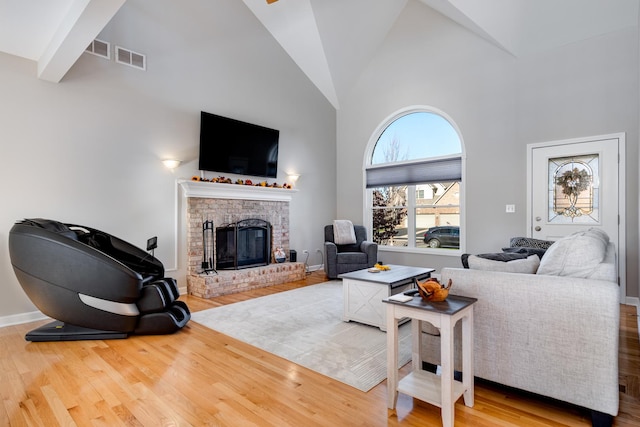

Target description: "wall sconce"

left=287, top=173, right=300, bottom=186
left=162, top=159, right=181, bottom=169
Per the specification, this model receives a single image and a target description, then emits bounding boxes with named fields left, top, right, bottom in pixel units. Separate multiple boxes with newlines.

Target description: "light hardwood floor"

left=1, top=271, right=638, bottom=426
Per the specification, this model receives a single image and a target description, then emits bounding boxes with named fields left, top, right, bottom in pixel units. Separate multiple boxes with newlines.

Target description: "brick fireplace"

left=179, top=180, right=306, bottom=298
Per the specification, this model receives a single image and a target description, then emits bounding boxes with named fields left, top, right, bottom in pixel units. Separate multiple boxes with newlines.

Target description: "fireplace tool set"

left=201, top=220, right=217, bottom=274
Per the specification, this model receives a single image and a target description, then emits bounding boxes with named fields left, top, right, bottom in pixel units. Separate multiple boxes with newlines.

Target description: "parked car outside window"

left=423, top=226, right=459, bottom=248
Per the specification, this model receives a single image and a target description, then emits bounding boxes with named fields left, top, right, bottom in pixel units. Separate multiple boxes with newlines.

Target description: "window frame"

left=363, top=106, right=466, bottom=256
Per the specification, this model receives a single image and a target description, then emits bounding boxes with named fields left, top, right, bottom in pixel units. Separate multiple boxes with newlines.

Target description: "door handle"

left=534, top=226, right=541, bottom=231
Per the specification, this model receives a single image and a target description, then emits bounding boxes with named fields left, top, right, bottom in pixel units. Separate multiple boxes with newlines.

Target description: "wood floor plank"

left=0, top=270, right=638, bottom=426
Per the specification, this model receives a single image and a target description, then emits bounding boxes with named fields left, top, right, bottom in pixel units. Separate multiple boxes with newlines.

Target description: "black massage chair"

left=8, top=218, right=190, bottom=341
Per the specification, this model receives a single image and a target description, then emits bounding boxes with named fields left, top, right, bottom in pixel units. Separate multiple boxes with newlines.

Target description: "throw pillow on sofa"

left=536, top=228, right=609, bottom=278
left=461, top=252, right=530, bottom=268
left=467, top=254, right=540, bottom=273
left=508, top=236, right=555, bottom=250
left=502, top=246, right=548, bottom=258
left=502, top=236, right=555, bottom=258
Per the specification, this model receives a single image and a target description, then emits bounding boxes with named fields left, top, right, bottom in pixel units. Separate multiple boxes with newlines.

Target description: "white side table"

left=384, top=294, right=477, bottom=427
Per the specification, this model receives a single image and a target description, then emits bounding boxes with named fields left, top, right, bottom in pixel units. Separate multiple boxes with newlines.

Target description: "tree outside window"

left=372, top=185, right=407, bottom=246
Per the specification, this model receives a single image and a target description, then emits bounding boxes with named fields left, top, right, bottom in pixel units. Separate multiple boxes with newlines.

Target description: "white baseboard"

left=0, top=310, right=49, bottom=328
left=307, top=264, right=324, bottom=273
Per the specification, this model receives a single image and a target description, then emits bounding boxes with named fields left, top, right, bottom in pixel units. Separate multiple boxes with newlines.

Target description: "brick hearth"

left=187, top=262, right=306, bottom=298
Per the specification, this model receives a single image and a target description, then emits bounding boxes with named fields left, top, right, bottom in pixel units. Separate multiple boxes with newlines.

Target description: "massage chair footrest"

left=137, top=277, right=180, bottom=314
left=134, top=301, right=191, bottom=335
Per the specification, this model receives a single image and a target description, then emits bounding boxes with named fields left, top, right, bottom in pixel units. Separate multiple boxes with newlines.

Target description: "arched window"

left=365, top=107, right=464, bottom=252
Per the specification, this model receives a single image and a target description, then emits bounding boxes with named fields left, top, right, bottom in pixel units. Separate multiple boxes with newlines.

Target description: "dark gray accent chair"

left=324, top=224, right=378, bottom=279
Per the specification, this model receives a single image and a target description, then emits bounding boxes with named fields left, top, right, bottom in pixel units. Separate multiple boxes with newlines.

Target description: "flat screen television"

left=198, top=111, right=279, bottom=178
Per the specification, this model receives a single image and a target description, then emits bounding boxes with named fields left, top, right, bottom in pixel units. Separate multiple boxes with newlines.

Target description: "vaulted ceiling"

left=1, top=0, right=638, bottom=109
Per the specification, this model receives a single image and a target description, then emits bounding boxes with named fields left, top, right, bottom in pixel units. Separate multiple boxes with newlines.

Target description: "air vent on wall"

left=115, top=46, right=146, bottom=71
left=85, top=39, right=110, bottom=59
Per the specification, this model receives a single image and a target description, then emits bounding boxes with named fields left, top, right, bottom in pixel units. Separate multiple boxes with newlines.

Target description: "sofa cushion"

left=337, top=252, right=367, bottom=264
left=536, top=228, right=609, bottom=278
left=588, top=243, right=617, bottom=282
left=467, top=254, right=540, bottom=273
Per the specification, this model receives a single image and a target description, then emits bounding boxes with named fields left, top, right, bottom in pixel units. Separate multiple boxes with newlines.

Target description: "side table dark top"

left=383, top=294, right=477, bottom=316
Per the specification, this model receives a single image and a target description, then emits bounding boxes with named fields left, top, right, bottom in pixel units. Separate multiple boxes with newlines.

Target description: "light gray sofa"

left=421, top=229, right=619, bottom=426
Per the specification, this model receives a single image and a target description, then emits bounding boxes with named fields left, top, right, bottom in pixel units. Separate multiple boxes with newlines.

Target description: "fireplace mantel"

left=178, top=179, right=296, bottom=202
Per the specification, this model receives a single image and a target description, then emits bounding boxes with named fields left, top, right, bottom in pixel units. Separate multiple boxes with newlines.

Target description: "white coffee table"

left=339, top=265, right=434, bottom=331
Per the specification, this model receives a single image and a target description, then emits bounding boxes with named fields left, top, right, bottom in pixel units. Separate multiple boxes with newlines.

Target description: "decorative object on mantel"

left=201, top=220, right=217, bottom=275
left=191, top=175, right=293, bottom=189
left=274, top=247, right=286, bottom=263
left=414, top=277, right=452, bottom=302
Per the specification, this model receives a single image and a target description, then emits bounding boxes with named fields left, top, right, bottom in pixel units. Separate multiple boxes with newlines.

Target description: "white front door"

left=527, top=133, right=625, bottom=297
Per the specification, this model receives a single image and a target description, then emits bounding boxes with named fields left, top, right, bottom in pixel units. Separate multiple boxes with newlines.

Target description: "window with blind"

left=366, top=109, right=463, bottom=251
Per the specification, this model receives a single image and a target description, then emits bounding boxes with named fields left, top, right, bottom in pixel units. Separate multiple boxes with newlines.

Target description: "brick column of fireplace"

left=179, top=180, right=305, bottom=298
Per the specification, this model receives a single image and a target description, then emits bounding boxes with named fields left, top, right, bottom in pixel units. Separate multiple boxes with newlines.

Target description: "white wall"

left=0, top=0, right=336, bottom=321
left=337, top=0, right=639, bottom=297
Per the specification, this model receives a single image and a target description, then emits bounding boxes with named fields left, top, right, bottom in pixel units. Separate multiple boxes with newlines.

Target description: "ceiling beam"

left=37, top=0, right=126, bottom=82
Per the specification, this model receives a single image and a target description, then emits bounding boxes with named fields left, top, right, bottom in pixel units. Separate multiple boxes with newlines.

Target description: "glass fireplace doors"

left=215, top=219, right=271, bottom=270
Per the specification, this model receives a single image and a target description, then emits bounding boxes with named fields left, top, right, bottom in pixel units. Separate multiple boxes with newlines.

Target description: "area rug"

left=190, top=280, right=412, bottom=392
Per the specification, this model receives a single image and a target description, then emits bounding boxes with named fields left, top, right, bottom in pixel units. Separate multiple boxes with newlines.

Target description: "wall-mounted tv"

left=198, top=111, right=279, bottom=178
